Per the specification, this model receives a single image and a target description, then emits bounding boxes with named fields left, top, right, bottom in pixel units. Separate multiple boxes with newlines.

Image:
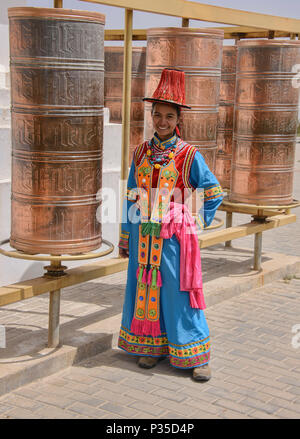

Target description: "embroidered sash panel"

left=134, top=140, right=197, bottom=198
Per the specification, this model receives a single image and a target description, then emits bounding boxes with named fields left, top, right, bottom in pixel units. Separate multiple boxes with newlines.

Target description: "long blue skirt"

left=118, top=221, right=210, bottom=369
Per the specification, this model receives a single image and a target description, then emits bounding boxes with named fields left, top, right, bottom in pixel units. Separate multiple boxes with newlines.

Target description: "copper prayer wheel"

left=104, top=46, right=146, bottom=162
left=215, top=46, right=237, bottom=189
left=230, top=40, right=300, bottom=205
left=145, top=27, right=224, bottom=171
left=8, top=7, right=105, bottom=254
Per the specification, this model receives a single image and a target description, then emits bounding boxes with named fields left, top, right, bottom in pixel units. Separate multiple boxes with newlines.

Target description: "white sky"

left=27, top=0, right=300, bottom=28
left=22, top=0, right=300, bottom=47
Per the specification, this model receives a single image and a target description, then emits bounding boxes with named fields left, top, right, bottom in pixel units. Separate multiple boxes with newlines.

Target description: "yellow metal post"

left=81, top=0, right=300, bottom=33
left=119, top=8, right=133, bottom=238
left=54, top=0, right=63, bottom=7
left=225, top=212, right=233, bottom=248
left=268, top=30, right=275, bottom=39
left=121, top=8, right=133, bottom=184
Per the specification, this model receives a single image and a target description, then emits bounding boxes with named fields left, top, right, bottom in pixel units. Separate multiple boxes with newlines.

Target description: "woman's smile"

left=152, top=102, right=179, bottom=140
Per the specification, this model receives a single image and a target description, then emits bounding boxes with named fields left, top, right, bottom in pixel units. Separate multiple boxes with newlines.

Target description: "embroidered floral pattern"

left=204, top=185, right=223, bottom=201
left=118, top=327, right=211, bottom=369
left=170, top=352, right=210, bottom=369
left=118, top=338, right=169, bottom=357
left=169, top=340, right=210, bottom=358
left=119, top=327, right=168, bottom=346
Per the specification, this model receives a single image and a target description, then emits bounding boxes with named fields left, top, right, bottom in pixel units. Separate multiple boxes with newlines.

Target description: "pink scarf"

left=160, top=202, right=206, bottom=309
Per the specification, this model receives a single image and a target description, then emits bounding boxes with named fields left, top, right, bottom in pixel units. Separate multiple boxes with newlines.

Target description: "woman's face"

left=151, top=102, right=179, bottom=141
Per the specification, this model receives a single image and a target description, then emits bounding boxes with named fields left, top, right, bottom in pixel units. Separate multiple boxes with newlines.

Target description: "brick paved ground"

left=0, top=273, right=299, bottom=419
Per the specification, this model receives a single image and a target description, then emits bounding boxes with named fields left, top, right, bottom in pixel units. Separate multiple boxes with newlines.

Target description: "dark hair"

left=151, top=101, right=181, bottom=118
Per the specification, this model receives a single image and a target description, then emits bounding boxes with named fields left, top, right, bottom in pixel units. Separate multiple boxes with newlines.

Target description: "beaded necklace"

left=147, top=133, right=178, bottom=170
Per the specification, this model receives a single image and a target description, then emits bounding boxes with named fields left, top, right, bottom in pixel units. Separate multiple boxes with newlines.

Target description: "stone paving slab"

left=0, top=244, right=299, bottom=402
left=0, top=272, right=299, bottom=419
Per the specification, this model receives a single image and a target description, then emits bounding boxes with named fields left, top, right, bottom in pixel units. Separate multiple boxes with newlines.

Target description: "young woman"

left=118, top=69, right=223, bottom=381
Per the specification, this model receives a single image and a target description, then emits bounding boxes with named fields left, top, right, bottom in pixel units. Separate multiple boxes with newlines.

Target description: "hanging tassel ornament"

left=157, top=269, right=162, bottom=287
left=147, top=267, right=153, bottom=286
left=138, top=265, right=144, bottom=283
left=151, top=267, right=157, bottom=289
left=142, top=267, right=147, bottom=284
left=136, top=265, right=140, bottom=280
left=141, top=222, right=162, bottom=238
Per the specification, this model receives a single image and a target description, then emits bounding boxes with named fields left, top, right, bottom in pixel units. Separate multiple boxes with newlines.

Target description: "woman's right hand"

left=119, top=248, right=129, bottom=258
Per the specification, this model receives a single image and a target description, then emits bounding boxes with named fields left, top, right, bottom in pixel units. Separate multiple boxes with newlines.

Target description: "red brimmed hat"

left=143, top=68, right=191, bottom=109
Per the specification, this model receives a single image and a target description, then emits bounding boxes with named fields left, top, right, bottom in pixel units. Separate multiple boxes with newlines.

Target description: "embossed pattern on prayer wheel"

left=8, top=7, right=105, bottom=254
left=145, top=27, right=224, bottom=171
left=215, top=46, right=237, bottom=189
left=104, top=46, right=146, bottom=162
left=230, top=40, right=300, bottom=205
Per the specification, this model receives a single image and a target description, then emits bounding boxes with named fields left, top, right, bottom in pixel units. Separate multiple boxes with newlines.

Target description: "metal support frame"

left=225, top=212, right=233, bottom=248
left=104, top=28, right=299, bottom=41
left=0, top=240, right=114, bottom=348
left=121, top=8, right=132, bottom=185
left=54, top=0, right=63, bottom=8
left=219, top=199, right=300, bottom=271
left=46, top=260, right=64, bottom=347
left=182, top=18, right=189, bottom=27
left=81, top=0, right=300, bottom=33
left=48, top=289, right=61, bottom=348
left=254, top=232, right=263, bottom=271
left=118, top=8, right=133, bottom=241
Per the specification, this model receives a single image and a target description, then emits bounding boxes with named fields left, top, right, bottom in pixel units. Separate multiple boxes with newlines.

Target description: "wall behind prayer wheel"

left=145, top=27, right=224, bottom=172
left=215, top=45, right=237, bottom=189
left=104, top=46, right=146, bottom=163
left=9, top=7, right=105, bottom=255
left=230, top=40, right=300, bottom=205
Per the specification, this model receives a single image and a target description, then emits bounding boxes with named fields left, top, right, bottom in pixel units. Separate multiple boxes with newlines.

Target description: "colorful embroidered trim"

left=134, top=142, right=147, bottom=168
left=118, top=231, right=129, bottom=250
left=150, top=161, right=179, bottom=226
left=169, top=338, right=210, bottom=359
left=170, top=352, right=210, bottom=369
left=118, top=326, right=169, bottom=357
left=195, top=214, right=205, bottom=230
left=119, top=327, right=168, bottom=345
left=152, top=133, right=177, bottom=151
left=182, top=143, right=197, bottom=191
left=135, top=156, right=152, bottom=223
left=136, top=155, right=178, bottom=237
left=204, top=185, right=223, bottom=201
left=118, top=337, right=169, bottom=357
left=118, top=327, right=211, bottom=369
left=131, top=226, right=163, bottom=337
left=132, top=231, right=150, bottom=321
left=167, top=338, right=211, bottom=369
